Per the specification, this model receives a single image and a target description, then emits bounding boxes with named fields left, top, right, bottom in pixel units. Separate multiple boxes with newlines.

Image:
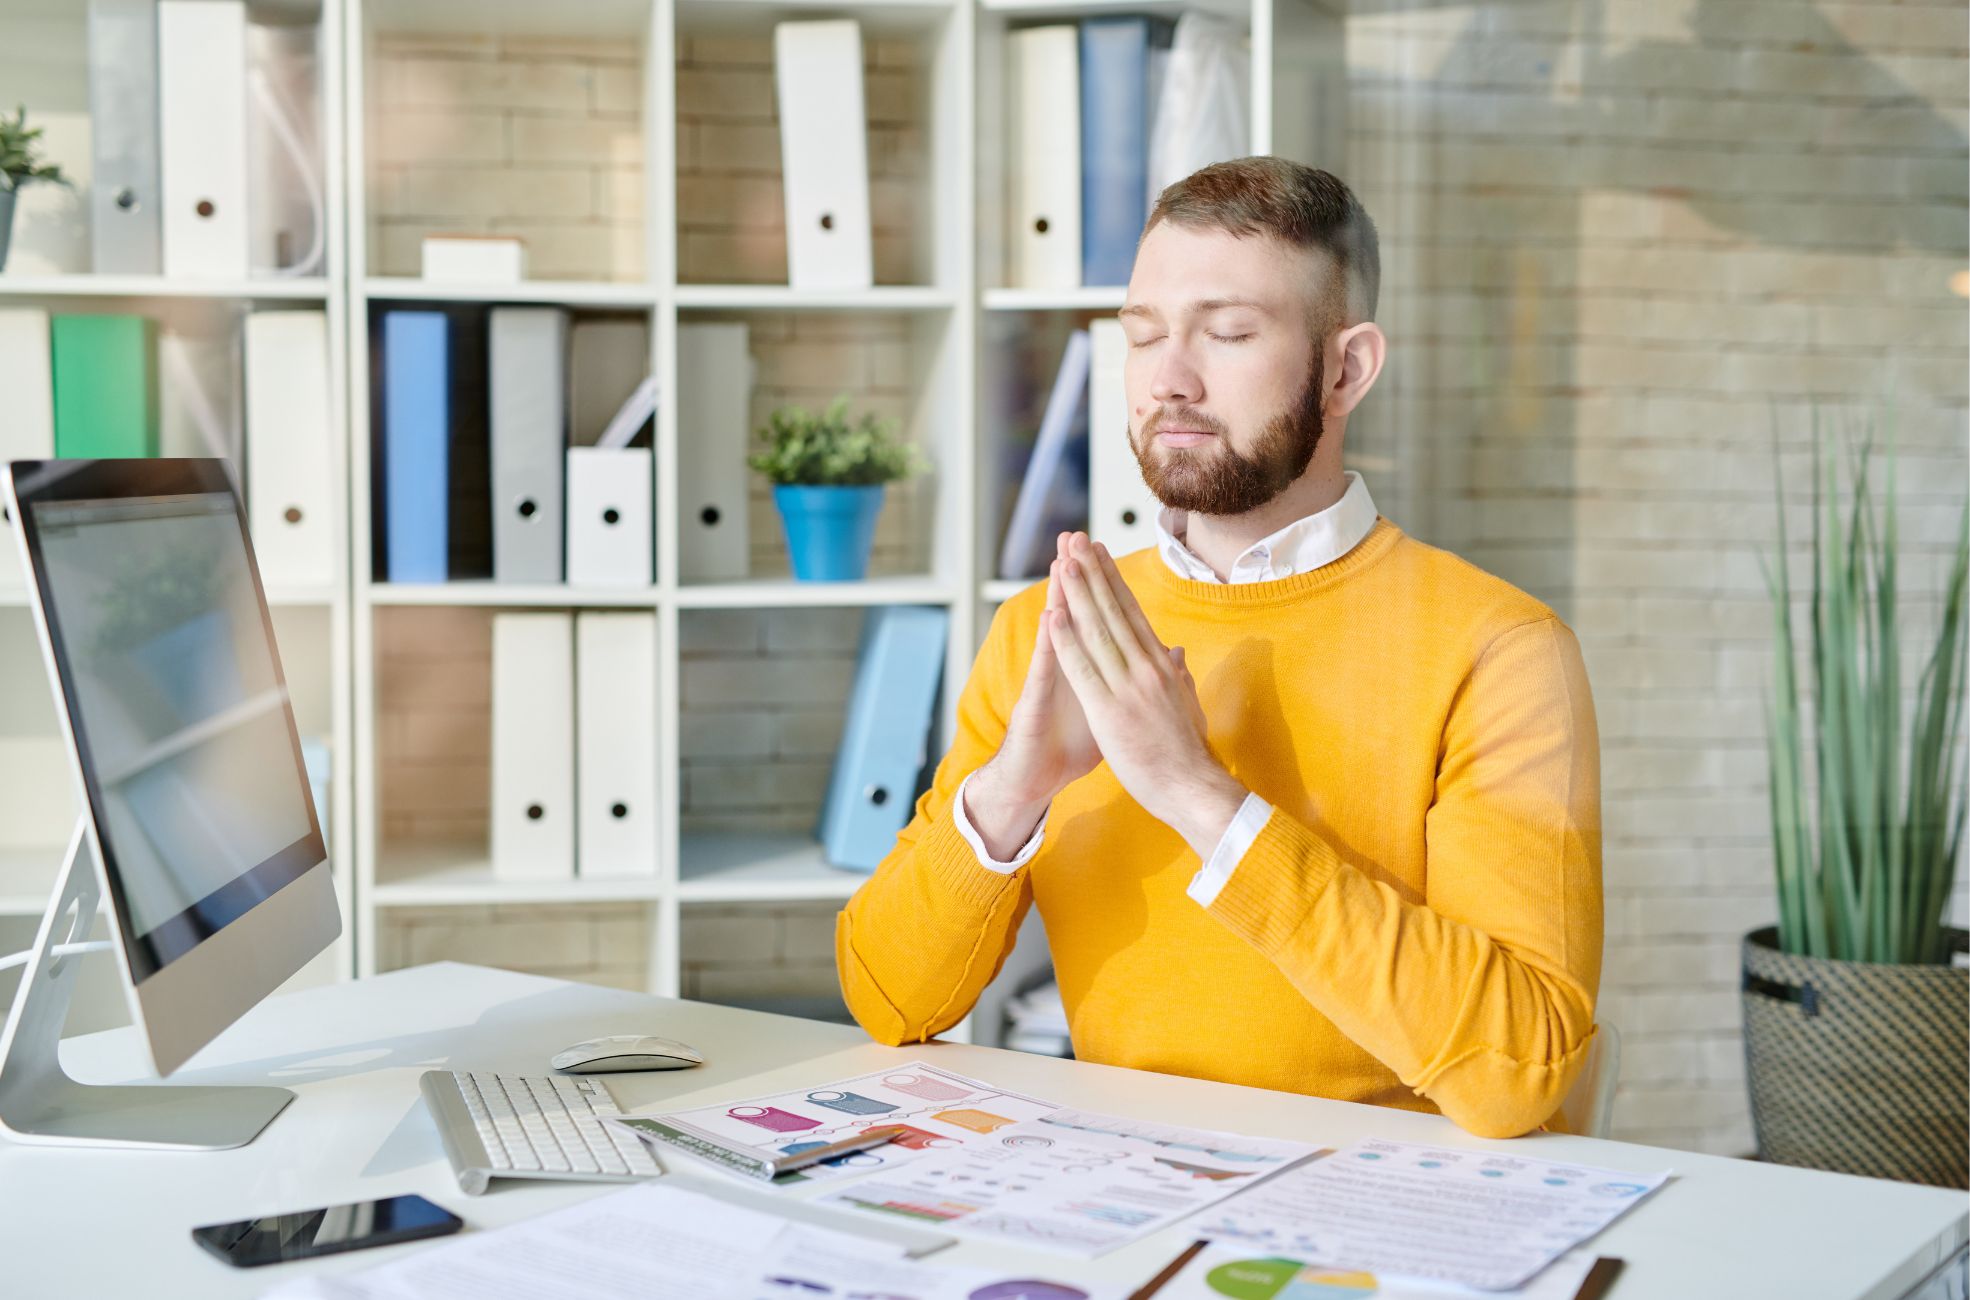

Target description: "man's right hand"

left=965, top=533, right=1103, bottom=860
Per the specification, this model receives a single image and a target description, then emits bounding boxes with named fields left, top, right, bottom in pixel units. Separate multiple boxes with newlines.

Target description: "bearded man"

left=835, top=158, right=1604, bottom=1140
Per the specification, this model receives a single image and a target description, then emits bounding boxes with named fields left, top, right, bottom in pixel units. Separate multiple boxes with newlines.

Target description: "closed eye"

left=1207, top=332, right=1251, bottom=343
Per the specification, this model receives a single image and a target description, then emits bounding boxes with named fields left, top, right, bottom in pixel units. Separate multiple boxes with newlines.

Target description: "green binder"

left=51, top=314, right=159, bottom=459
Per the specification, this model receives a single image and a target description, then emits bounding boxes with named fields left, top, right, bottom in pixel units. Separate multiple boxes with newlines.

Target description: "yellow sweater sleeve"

left=1205, top=617, right=1605, bottom=1139
left=835, top=600, right=1034, bottom=1045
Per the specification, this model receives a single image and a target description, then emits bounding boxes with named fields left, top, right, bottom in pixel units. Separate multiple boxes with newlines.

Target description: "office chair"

left=1556, top=1020, right=1622, bottom=1139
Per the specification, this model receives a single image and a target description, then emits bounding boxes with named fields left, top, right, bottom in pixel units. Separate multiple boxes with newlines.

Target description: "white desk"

left=1, top=962, right=1963, bottom=1299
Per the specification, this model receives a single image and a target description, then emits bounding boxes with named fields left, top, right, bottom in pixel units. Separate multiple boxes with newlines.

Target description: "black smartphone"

left=191, top=1194, right=463, bottom=1269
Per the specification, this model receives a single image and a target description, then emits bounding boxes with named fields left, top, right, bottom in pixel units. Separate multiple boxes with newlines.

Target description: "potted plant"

left=748, top=393, right=925, bottom=582
left=1749, top=409, right=1969, bottom=1188
left=0, top=104, right=70, bottom=274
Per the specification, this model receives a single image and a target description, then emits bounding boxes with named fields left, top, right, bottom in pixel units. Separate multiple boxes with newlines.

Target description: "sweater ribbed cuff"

left=920, top=804, right=1028, bottom=911
left=1206, top=807, right=1346, bottom=952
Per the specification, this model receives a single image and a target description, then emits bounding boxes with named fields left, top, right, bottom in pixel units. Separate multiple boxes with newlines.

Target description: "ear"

left=1325, top=320, right=1386, bottom=421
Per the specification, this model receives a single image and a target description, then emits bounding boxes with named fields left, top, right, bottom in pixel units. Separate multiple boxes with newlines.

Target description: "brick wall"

left=1339, top=0, right=1968, bottom=1155
left=367, top=32, right=646, bottom=281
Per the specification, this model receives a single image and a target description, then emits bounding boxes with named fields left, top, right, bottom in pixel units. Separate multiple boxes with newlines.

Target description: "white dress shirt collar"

left=1154, top=470, right=1379, bottom=584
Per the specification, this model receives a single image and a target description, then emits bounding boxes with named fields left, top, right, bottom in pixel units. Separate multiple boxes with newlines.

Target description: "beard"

left=1130, top=348, right=1325, bottom=518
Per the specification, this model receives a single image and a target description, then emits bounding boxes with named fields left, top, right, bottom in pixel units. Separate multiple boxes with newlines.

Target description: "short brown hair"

left=1143, top=158, right=1380, bottom=330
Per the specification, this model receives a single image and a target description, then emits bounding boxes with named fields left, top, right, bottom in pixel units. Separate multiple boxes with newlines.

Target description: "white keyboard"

left=419, top=1070, right=663, bottom=1196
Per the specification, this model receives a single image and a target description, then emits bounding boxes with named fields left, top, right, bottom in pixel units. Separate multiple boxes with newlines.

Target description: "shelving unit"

left=2, top=0, right=1337, bottom=1045
left=0, top=0, right=357, bottom=1007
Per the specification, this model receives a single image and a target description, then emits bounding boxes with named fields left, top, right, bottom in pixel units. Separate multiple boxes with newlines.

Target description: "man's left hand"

left=1047, top=532, right=1250, bottom=860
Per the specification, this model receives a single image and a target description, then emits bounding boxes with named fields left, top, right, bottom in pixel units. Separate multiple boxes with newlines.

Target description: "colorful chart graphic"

left=968, top=1283, right=1091, bottom=1300
left=935, top=1108, right=1017, bottom=1134
left=885, top=1072, right=972, bottom=1101
left=1206, top=1258, right=1380, bottom=1300
left=807, top=1089, right=898, bottom=1116
left=729, top=1105, right=822, bottom=1134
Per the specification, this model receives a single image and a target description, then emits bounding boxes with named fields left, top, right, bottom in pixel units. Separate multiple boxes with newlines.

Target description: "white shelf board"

left=367, top=583, right=659, bottom=608
left=675, top=575, right=955, bottom=608
left=266, top=586, right=341, bottom=607
left=676, top=0, right=954, bottom=35
left=372, top=843, right=664, bottom=906
left=0, top=275, right=331, bottom=301
left=362, top=278, right=656, bottom=308
left=674, top=284, right=956, bottom=312
left=678, top=833, right=867, bottom=902
left=982, top=286, right=1128, bottom=311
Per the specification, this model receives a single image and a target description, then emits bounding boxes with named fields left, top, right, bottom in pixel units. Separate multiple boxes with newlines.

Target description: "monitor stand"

left=0, top=819, right=294, bottom=1150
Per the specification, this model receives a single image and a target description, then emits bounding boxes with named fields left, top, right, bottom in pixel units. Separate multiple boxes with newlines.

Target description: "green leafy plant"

left=1763, top=407, right=1970, bottom=964
left=0, top=104, right=70, bottom=191
left=747, top=394, right=924, bottom=488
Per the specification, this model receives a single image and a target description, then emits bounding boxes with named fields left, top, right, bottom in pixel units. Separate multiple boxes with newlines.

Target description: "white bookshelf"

left=0, top=0, right=358, bottom=1008
left=1, top=0, right=1335, bottom=1043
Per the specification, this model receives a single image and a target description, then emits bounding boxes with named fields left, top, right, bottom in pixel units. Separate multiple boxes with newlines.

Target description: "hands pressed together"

left=976, top=530, right=1249, bottom=862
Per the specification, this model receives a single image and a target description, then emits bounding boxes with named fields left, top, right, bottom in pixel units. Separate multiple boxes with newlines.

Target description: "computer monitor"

left=0, top=458, right=339, bottom=1150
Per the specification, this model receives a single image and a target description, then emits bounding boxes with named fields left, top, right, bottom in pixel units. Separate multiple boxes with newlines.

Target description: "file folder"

left=816, top=605, right=950, bottom=872
left=245, top=18, right=325, bottom=277
left=677, top=322, right=751, bottom=583
left=491, top=613, right=576, bottom=882
left=446, top=307, right=494, bottom=581
left=0, top=310, right=55, bottom=587
left=50, top=314, right=159, bottom=459
left=997, top=329, right=1091, bottom=580
left=88, top=0, right=163, bottom=276
left=490, top=307, right=567, bottom=585
left=245, top=310, right=336, bottom=589
left=380, top=310, right=449, bottom=583
left=774, top=20, right=874, bottom=291
left=1088, top=318, right=1154, bottom=558
left=575, top=612, right=658, bottom=879
left=566, top=447, right=653, bottom=587
left=1008, top=26, right=1081, bottom=290
left=1080, top=16, right=1173, bottom=287
left=159, top=0, right=250, bottom=278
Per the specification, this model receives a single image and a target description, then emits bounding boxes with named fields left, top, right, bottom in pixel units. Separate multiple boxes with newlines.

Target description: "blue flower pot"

left=772, top=484, right=885, bottom=582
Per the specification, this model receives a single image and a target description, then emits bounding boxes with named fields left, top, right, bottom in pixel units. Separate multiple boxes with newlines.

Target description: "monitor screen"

left=13, top=466, right=324, bottom=983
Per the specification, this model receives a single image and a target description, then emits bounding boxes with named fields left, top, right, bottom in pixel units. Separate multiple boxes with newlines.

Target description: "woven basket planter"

left=1741, top=925, right=1969, bottom=1187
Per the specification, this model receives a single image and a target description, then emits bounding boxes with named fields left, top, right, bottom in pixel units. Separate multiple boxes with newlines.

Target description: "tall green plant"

left=1763, top=407, right=1969, bottom=964
left=0, top=104, right=68, bottom=190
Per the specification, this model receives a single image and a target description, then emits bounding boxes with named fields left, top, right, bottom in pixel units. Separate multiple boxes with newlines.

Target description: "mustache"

left=1141, top=406, right=1229, bottom=439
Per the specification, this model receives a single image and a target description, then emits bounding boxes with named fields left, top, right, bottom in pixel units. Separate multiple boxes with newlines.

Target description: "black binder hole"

left=700, top=505, right=721, bottom=527
left=526, top=804, right=544, bottom=821
left=518, top=498, right=538, bottom=519
left=115, top=188, right=138, bottom=212
left=602, top=508, right=621, bottom=526
left=866, top=786, right=889, bottom=807
left=284, top=506, right=303, bottom=525
left=196, top=199, right=215, bottom=218
left=1121, top=509, right=1137, bottom=526
left=611, top=802, right=629, bottom=820
left=819, top=212, right=834, bottom=231
left=1034, top=217, right=1050, bottom=235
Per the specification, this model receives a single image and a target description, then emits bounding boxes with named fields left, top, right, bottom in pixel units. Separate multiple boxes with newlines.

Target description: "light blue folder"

left=1080, top=16, right=1172, bottom=287
left=817, top=605, right=951, bottom=873
left=383, top=311, right=449, bottom=583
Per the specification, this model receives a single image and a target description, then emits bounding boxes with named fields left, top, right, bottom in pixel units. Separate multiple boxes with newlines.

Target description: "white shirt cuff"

left=953, top=769, right=1048, bottom=874
left=1186, top=793, right=1275, bottom=907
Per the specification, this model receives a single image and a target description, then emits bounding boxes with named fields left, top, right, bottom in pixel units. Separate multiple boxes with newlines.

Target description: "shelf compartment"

left=677, top=833, right=867, bottom=902
left=363, top=277, right=657, bottom=308
left=372, top=841, right=664, bottom=905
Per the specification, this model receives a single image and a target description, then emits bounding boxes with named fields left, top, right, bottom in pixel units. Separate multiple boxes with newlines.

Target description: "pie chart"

left=1205, top=1257, right=1380, bottom=1299
left=968, top=1283, right=1090, bottom=1300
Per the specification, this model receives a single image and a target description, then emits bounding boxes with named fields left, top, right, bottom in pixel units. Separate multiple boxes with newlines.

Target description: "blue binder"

left=1080, top=16, right=1173, bottom=287
left=816, top=605, right=951, bottom=872
left=382, top=310, right=450, bottom=583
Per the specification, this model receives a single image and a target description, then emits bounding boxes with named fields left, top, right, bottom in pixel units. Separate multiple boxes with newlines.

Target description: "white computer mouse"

left=550, top=1034, right=704, bottom=1074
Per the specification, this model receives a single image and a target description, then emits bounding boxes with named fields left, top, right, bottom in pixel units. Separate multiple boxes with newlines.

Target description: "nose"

left=1148, top=339, right=1202, bottom=408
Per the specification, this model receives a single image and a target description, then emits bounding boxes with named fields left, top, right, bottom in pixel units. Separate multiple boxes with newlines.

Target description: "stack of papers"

left=817, top=1108, right=1325, bottom=1260
left=1193, top=1137, right=1669, bottom=1291
left=264, top=1182, right=1119, bottom=1300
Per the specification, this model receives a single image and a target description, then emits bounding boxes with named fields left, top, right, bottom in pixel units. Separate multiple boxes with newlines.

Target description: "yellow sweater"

left=835, top=518, right=1603, bottom=1139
